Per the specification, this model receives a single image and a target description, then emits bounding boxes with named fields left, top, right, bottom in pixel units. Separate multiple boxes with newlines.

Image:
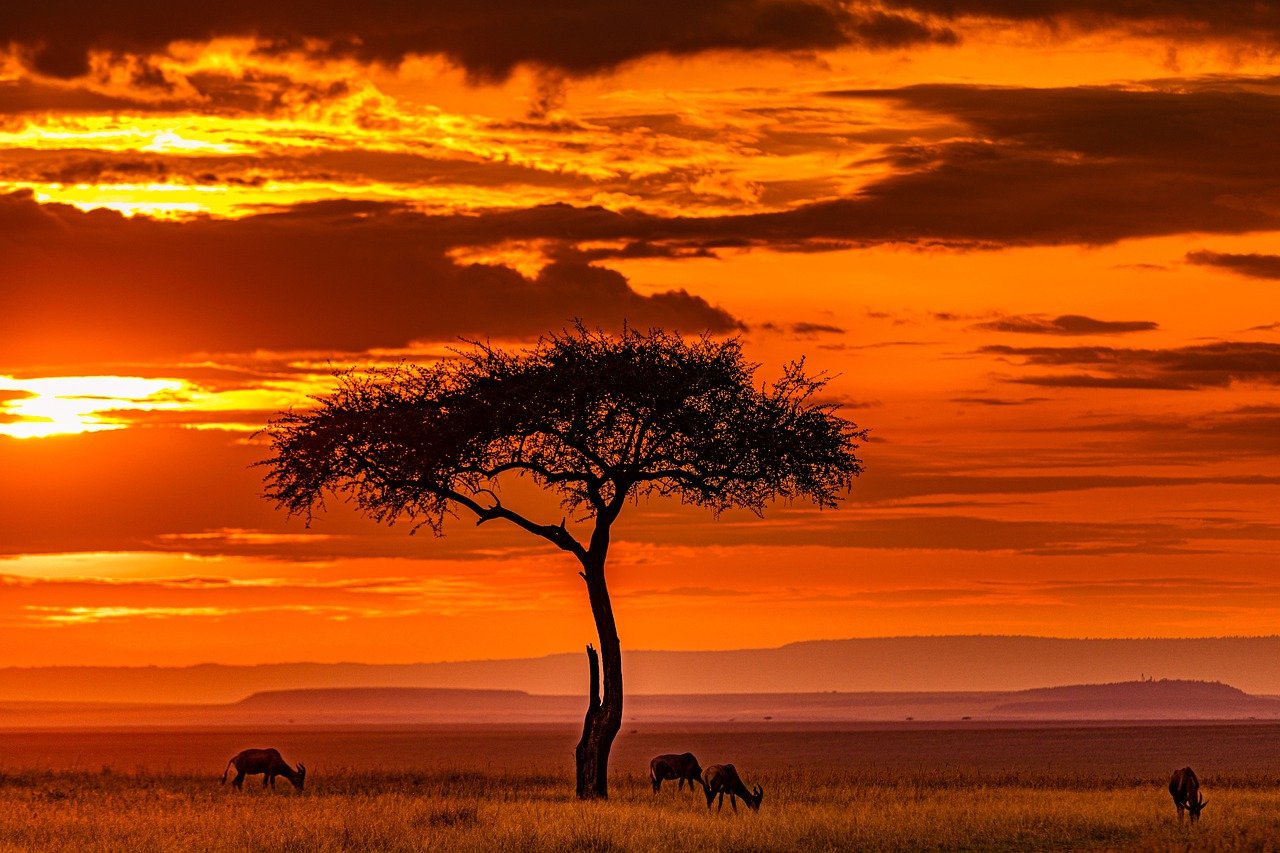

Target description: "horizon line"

left=8, top=633, right=1280, bottom=671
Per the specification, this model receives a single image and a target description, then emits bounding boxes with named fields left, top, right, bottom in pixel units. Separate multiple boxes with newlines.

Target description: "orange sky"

left=2, top=2, right=1280, bottom=667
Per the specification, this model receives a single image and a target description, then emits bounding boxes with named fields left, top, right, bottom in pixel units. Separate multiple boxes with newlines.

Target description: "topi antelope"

left=222, top=748, right=306, bottom=791
left=702, top=763, right=763, bottom=812
left=650, top=752, right=705, bottom=794
left=1169, top=766, right=1206, bottom=822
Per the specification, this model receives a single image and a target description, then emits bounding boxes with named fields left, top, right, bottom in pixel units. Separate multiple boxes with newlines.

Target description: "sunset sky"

left=3, top=1, right=1280, bottom=669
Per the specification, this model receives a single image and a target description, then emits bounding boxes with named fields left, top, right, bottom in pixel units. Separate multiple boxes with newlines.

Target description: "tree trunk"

left=575, top=560, right=623, bottom=799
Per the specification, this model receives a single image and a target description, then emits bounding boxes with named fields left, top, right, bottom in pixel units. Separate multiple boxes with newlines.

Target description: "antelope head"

left=1187, top=791, right=1206, bottom=822
left=747, top=785, right=764, bottom=811
left=293, top=763, right=307, bottom=791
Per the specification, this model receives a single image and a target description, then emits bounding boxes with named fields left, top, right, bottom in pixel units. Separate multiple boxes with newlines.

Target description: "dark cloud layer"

left=0, top=73, right=353, bottom=118
left=884, top=0, right=1280, bottom=43
left=622, top=508, right=1280, bottom=557
left=2, top=1, right=955, bottom=81
left=1064, top=406, right=1280, bottom=460
left=974, top=314, right=1158, bottom=335
left=9, top=77, right=1280, bottom=257
left=3, top=77, right=1278, bottom=368
left=8, top=1, right=1280, bottom=84
left=0, top=147, right=597, bottom=200
left=0, top=78, right=153, bottom=115
left=792, top=322, right=847, bottom=335
left=983, top=341, right=1280, bottom=390
left=813, top=81, right=1280, bottom=246
left=1188, top=251, right=1280, bottom=281
left=358, top=78, right=1280, bottom=254
left=0, top=191, right=739, bottom=365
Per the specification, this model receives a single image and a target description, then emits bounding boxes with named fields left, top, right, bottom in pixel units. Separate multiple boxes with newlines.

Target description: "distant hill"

left=991, top=679, right=1280, bottom=719
left=6, top=636, right=1280, bottom=704
left=232, top=686, right=582, bottom=723
left=2, top=679, right=1278, bottom=728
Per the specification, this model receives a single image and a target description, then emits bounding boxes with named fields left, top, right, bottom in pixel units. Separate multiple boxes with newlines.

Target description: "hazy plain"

left=2, top=724, right=1278, bottom=851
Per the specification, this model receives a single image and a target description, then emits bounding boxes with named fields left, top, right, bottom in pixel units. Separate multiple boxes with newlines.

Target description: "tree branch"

left=461, top=460, right=603, bottom=491
left=542, top=426, right=614, bottom=477
left=634, top=466, right=764, bottom=490
left=343, top=447, right=588, bottom=561
left=446, top=488, right=588, bottom=562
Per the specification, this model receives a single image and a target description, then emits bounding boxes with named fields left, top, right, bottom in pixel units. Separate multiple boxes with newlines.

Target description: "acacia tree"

left=260, top=326, right=865, bottom=799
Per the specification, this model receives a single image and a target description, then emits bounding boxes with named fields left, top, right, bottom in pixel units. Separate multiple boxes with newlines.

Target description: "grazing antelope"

left=1168, top=766, right=1206, bottom=822
left=650, top=752, right=705, bottom=794
left=222, top=748, right=306, bottom=791
left=702, top=763, right=763, bottom=812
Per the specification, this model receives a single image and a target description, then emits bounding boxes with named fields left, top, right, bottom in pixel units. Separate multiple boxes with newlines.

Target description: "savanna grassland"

left=2, top=723, right=1280, bottom=852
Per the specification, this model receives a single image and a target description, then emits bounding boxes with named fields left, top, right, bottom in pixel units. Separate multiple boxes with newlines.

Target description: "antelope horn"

left=1196, top=792, right=1206, bottom=806
left=754, top=785, right=763, bottom=797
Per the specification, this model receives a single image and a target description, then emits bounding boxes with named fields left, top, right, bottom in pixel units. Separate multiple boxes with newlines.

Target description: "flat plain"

left=2, top=723, right=1279, bottom=851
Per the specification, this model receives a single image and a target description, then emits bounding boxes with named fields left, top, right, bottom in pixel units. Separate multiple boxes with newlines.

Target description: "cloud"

left=883, top=0, right=1280, bottom=44
left=625, top=585, right=756, bottom=600
left=92, top=408, right=273, bottom=429
left=973, top=314, right=1158, bottom=336
left=982, top=341, right=1280, bottom=390
left=1188, top=250, right=1280, bottom=281
left=2, top=77, right=1275, bottom=372
left=1, top=1, right=955, bottom=81
left=0, top=72, right=353, bottom=117
left=948, top=396, right=1047, bottom=406
left=843, top=451, right=1280, bottom=504
left=10, top=76, right=1280, bottom=262
left=621, top=508, right=1280, bottom=556
left=0, top=78, right=159, bottom=114
left=391, top=76, right=1280, bottom=253
left=0, top=191, right=740, bottom=365
left=385, top=76, right=1280, bottom=254
left=1067, top=406, right=1280, bottom=459
left=802, top=79, right=1280, bottom=245
left=792, top=322, right=847, bottom=335
left=1009, top=374, right=1197, bottom=391
left=0, top=389, right=36, bottom=424
left=2, top=569, right=565, bottom=627
left=9, top=1, right=1280, bottom=85
left=791, top=576, right=1280, bottom=610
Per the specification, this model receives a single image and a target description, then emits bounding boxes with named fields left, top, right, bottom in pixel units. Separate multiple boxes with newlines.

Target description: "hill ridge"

left=5, top=677, right=1280, bottom=728
left=10, top=636, right=1280, bottom=703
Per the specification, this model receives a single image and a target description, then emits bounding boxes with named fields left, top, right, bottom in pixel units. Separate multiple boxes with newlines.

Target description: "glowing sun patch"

left=0, top=375, right=185, bottom=439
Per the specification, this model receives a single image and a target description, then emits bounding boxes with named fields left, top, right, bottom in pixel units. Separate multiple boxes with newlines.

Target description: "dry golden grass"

left=3, top=724, right=1278, bottom=851
left=0, top=766, right=1277, bottom=852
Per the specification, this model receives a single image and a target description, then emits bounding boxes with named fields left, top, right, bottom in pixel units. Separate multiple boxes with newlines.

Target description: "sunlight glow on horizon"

left=0, top=369, right=343, bottom=438
left=0, top=375, right=185, bottom=439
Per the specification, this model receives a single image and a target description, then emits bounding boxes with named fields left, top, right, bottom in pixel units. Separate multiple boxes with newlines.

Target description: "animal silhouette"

left=222, top=748, right=306, bottom=791
left=1169, top=766, right=1206, bottom=822
left=650, top=752, right=705, bottom=793
left=702, top=763, right=763, bottom=812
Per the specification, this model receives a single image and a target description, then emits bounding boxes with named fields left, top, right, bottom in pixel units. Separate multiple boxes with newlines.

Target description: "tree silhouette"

left=260, top=326, right=866, bottom=798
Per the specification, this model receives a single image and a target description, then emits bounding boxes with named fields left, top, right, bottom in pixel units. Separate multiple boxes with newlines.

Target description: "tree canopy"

left=263, top=326, right=864, bottom=551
